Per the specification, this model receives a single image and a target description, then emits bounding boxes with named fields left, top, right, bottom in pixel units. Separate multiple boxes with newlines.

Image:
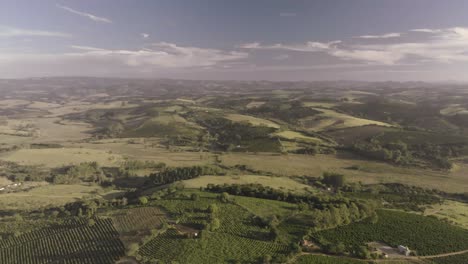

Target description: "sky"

left=1, top=0, right=468, bottom=81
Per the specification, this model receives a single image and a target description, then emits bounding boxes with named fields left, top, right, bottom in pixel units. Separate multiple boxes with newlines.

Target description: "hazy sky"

left=1, top=0, right=468, bottom=81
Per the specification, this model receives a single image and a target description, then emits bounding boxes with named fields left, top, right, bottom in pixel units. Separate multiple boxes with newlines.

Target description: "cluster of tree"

left=205, top=183, right=376, bottom=215
left=321, top=172, right=346, bottom=188
left=353, top=139, right=454, bottom=169
left=352, top=139, right=412, bottom=165
left=1, top=161, right=49, bottom=182
left=118, top=160, right=166, bottom=177
left=52, top=162, right=108, bottom=184
left=195, top=116, right=279, bottom=152
left=343, top=183, right=442, bottom=212
left=246, top=100, right=321, bottom=124
left=148, top=165, right=223, bottom=186
left=412, top=143, right=455, bottom=169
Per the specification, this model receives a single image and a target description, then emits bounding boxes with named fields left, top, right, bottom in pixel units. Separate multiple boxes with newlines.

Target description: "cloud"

left=356, top=33, right=401, bottom=39
left=273, top=54, right=289, bottom=60
left=141, top=33, right=150, bottom=38
left=410, top=28, right=442, bottom=33
left=242, top=27, right=468, bottom=65
left=280, top=12, right=297, bottom=17
left=241, top=41, right=341, bottom=52
left=0, top=26, right=71, bottom=38
left=0, top=42, right=248, bottom=74
left=57, top=5, right=112, bottom=23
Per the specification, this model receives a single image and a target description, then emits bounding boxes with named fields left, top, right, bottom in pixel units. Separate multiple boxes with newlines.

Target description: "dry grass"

left=440, top=104, right=468, bottom=116
left=301, top=108, right=393, bottom=131
left=275, top=130, right=322, bottom=143
left=66, top=139, right=214, bottom=167
left=2, top=147, right=122, bottom=167
left=424, top=200, right=468, bottom=229
left=226, top=114, right=280, bottom=128
left=0, top=184, right=109, bottom=210
left=181, top=175, right=311, bottom=193
left=220, top=153, right=468, bottom=193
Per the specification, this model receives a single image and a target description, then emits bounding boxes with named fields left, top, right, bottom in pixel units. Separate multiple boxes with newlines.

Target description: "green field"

left=226, top=113, right=280, bottom=128
left=300, top=108, right=393, bottom=131
left=0, top=184, right=118, bottom=210
left=182, top=175, right=312, bottom=193
left=312, top=210, right=468, bottom=256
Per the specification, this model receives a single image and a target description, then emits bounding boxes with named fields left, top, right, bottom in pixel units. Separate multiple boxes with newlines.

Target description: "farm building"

left=398, top=245, right=411, bottom=256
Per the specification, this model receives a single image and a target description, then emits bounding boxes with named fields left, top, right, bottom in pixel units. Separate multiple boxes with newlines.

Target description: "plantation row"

left=0, top=218, right=124, bottom=264
left=139, top=229, right=288, bottom=263
left=312, top=210, right=468, bottom=256
left=111, top=207, right=166, bottom=233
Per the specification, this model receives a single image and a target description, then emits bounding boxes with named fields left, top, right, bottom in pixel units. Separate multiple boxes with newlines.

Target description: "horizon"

left=1, top=0, right=468, bottom=81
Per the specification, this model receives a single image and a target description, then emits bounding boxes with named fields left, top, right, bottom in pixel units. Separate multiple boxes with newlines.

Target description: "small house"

left=398, top=245, right=410, bottom=256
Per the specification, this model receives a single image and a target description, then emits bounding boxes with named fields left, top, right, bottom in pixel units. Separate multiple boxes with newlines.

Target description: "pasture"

left=2, top=148, right=122, bottom=167
left=0, top=184, right=111, bottom=210
left=220, top=153, right=468, bottom=193
left=300, top=108, right=393, bottom=131
left=226, top=113, right=280, bottom=128
left=181, top=175, right=311, bottom=193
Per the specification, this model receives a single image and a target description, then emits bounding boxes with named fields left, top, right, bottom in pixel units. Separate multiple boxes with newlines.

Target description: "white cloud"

left=410, top=28, right=442, bottom=33
left=57, top=5, right=112, bottom=23
left=0, top=42, right=248, bottom=73
left=0, top=26, right=71, bottom=38
left=241, top=41, right=341, bottom=52
left=242, top=27, right=468, bottom=65
left=356, top=33, right=401, bottom=39
left=141, top=33, right=150, bottom=38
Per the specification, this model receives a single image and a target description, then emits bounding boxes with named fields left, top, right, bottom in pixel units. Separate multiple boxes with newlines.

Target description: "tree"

left=208, top=204, right=218, bottom=214
left=139, top=196, right=149, bottom=205
left=322, top=172, right=346, bottom=188
left=210, top=218, right=220, bottom=231
left=219, top=192, right=230, bottom=203
left=87, top=218, right=96, bottom=227
left=191, top=193, right=200, bottom=201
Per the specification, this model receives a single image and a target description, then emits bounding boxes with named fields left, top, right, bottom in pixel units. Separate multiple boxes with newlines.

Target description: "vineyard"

left=139, top=228, right=289, bottom=263
left=0, top=218, right=125, bottom=264
left=311, top=210, right=468, bottom=256
left=110, top=207, right=167, bottom=233
left=137, top=191, right=290, bottom=263
left=295, top=254, right=366, bottom=264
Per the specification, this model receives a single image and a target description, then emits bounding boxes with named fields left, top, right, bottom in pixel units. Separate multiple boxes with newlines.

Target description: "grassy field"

left=424, top=200, right=468, bottom=229
left=275, top=130, right=322, bottom=143
left=234, top=195, right=298, bottom=218
left=0, top=184, right=113, bottom=210
left=68, top=139, right=214, bottom=166
left=300, top=108, right=393, bottom=131
left=220, top=153, right=468, bottom=193
left=226, top=113, right=280, bottom=128
left=181, top=175, right=312, bottom=193
left=440, top=104, right=468, bottom=116
left=303, top=102, right=337, bottom=108
left=2, top=147, right=122, bottom=167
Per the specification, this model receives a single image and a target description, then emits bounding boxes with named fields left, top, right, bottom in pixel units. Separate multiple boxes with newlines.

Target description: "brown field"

left=220, top=153, right=468, bottom=193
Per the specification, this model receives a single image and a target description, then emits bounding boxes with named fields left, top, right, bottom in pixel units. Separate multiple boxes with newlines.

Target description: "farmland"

left=0, top=78, right=467, bottom=263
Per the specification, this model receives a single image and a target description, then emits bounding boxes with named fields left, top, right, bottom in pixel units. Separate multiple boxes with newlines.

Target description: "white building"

left=398, top=245, right=411, bottom=256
